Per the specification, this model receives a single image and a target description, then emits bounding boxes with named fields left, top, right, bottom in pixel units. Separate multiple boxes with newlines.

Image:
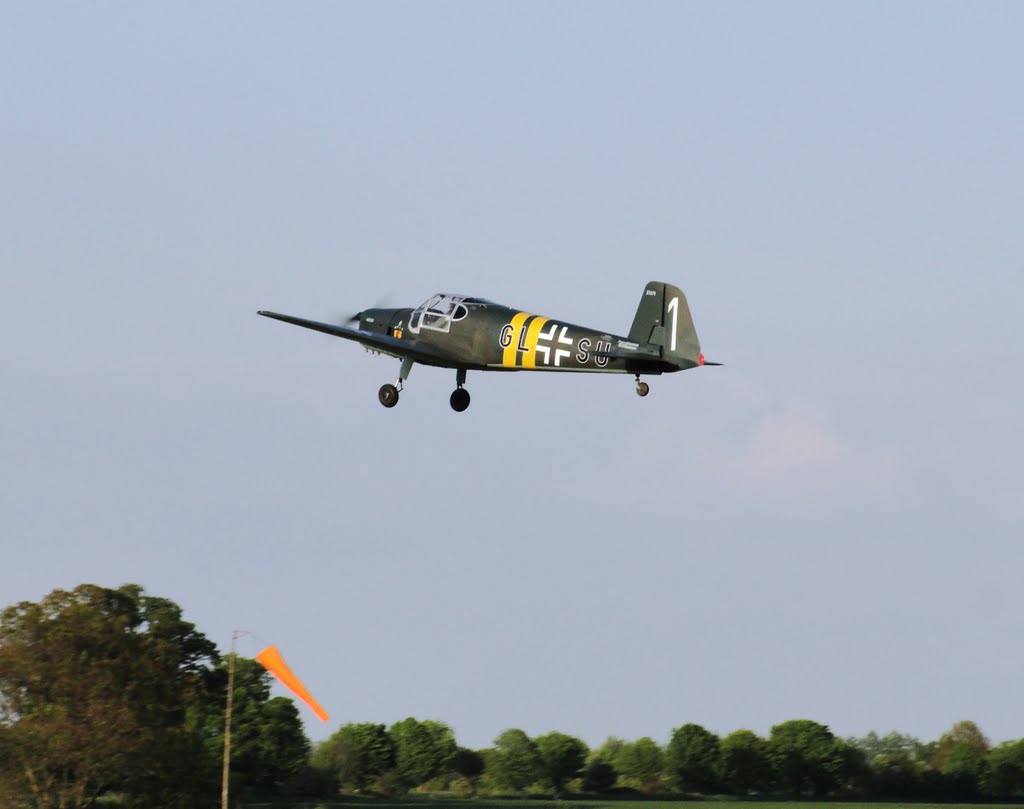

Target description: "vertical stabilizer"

left=628, top=281, right=701, bottom=367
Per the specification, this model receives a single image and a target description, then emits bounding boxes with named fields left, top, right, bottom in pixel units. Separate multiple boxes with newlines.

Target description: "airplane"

left=258, top=281, right=719, bottom=412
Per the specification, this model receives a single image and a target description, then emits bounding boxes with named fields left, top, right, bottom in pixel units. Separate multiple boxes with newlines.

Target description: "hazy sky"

left=2, top=2, right=1022, bottom=750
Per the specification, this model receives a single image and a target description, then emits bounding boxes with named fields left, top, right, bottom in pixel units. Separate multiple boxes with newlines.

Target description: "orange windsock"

left=255, top=644, right=330, bottom=723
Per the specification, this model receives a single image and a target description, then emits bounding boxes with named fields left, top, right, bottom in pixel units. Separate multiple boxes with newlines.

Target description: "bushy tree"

left=933, top=720, right=990, bottom=770
left=314, top=722, right=395, bottom=792
left=928, top=721, right=990, bottom=799
left=617, top=737, right=665, bottom=790
left=535, top=731, right=588, bottom=794
left=720, top=730, right=770, bottom=794
left=388, top=717, right=457, bottom=789
left=666, top=723, right=721, bottom=793
left=215, top=658, right=310, bottom=797
left=768, top=719, right=862, bottom=797
left=942, top=740, right=989, bottom=798
left=984, top=739, right=1024, bottom=797
left=491, top=728, right=543, bottom=792
left=0, top=584, right=220, bottom=809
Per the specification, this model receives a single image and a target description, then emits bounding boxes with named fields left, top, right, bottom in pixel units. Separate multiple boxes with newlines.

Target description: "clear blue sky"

left=2, top=2, right=1022, bottom=749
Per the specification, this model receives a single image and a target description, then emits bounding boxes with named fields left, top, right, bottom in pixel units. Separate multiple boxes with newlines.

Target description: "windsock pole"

left=221, top=631, right=242, bottom=809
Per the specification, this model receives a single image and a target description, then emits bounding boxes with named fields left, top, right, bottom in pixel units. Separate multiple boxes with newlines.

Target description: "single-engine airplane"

left=258, top=281, right=719, bottom=411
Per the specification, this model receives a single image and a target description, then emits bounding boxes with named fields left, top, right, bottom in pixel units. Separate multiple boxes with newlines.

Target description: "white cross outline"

left=535, top=323, right=574, bottom=366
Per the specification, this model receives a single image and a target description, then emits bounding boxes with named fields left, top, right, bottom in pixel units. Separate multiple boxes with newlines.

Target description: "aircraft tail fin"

left=628, top=281, right=702, bottom=367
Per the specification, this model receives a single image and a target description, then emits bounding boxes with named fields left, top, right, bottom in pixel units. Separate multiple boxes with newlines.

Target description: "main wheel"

left=450, top=388, right=471, bottom=412
left=635, top=381, right=650, bottom=397
left=378, top=383, right=399, bottom=408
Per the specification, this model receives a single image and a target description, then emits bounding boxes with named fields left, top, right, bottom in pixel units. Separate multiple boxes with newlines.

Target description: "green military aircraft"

left=258, top=281, right=719, bottom=412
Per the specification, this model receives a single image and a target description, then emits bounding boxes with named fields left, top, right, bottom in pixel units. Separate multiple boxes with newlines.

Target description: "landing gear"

left=635, top=375, right=650, bottom=398
left=378, top=358, right=413, bottom=409
left=450, top=388, right=470, bottom=412
left=378, top=383, right=399, bottom=407
left=450, top=368, right=470, bottom=412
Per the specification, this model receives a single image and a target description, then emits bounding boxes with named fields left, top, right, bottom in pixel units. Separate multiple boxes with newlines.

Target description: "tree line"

left=2, top=584, right=1024, bottom=808
left=312, top=718, right=1024, bottom=801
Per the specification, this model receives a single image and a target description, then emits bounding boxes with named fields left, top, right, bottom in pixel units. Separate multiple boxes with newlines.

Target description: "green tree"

left=666, top=723, right=721, bottom=793
left=491, top=728, right=542, bottom=792
left=942, top=740, right=989, bottom=798
left=768, top=719, right=863, bottom=797
left=617, top=737, right=665, bottom=790
left=719, top=729, right=770, bottom=795
left=848, top=729, right=934, bottom=798
left=535, top=731, right=588, bottom=794
left=215, top=657, right=310, bottom=797
left=314, top=722, right=395, bottom=792
left=933, top=720, right=990, bottom=769
left=0, top=584, right=220, bottom=809
left=388, top=717, right=456, bottom=789
left=984, top=739, right=1024, bottom=797
left=849, top=730, right=930, bottom=763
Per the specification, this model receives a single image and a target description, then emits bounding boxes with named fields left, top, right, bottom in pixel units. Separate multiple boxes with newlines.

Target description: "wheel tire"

left=636, top=381, right=650, bottom=397
left=450, top=388, right=471, bottom=412
left=378, top=383, right=399, bottom=408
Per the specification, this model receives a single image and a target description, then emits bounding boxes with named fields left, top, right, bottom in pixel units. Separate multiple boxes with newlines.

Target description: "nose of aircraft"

left=358, top=308, right=399, bottom=334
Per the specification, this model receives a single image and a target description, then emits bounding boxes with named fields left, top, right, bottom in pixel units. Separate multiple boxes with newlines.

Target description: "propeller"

left=325, top=293, right=396, bottom=337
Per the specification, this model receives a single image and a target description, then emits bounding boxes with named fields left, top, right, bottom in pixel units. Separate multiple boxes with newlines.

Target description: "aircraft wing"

left=257, top=310, right=455, bottom=367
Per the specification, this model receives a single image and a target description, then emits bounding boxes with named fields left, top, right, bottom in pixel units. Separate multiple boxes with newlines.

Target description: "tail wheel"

left=635, top=381, right=650, bottom=397
left=450, top=388, right=471, bottom=412
left=378, top=383, right=399, bottom=408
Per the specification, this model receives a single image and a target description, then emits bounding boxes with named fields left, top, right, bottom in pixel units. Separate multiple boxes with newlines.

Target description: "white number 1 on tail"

left=667, top=296, right=679, bottom=352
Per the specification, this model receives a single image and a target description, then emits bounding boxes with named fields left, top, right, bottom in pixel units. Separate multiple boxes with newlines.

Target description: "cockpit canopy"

left=408, top=293, right=493, bottom=334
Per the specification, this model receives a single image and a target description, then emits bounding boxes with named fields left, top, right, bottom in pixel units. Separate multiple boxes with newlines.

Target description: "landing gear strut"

left=635, top=375, right=650, bottom=398
left=450, top=368, right=470, bottom=412
left=379, top=358, right=414, bottom=409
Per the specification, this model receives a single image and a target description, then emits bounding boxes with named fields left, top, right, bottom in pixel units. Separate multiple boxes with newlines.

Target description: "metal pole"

left=221, top=631, right=238, bottom=809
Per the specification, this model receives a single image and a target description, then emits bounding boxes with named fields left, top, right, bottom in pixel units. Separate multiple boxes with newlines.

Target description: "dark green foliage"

left=452, top=747, right=486, bottom=780
left=314, top=722, right=395, bottom=792
left=535, top=731, right=588, bottom=794
left=388, top=717, right=457, bottom=789
left=213, top=657, right=311, bottom=797
left=848, top=731, right=934, bottom=799
left=768, top=719, right=866, bottom=797
left=491, top=728, right=543, bottom=792
left=451, top=745, right=486, bottom=794
left=985, top=739, right=1024, bottom=796
left=582, top=759, right=618, bottom=792
left=666, top=723, right=721, bottom=793
left=719, top=729, right=771, bottom=795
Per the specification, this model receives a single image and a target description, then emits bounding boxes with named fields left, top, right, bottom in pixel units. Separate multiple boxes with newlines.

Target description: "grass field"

left=243, top=800, right=1024, bottom=809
